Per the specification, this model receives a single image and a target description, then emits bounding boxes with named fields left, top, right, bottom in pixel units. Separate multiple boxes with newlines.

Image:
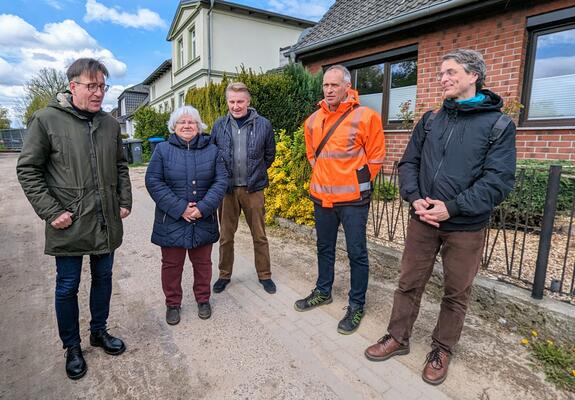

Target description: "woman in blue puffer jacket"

left=145, top=105, right=227, bottom=325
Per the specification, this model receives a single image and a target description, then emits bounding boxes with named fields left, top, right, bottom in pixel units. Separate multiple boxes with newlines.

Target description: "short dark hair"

left=66, top=58, right=109, bottom=82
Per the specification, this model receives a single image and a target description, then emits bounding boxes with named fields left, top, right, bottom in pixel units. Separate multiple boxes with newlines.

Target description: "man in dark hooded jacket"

left=364, top=49, right=516, bottom=385
left=17, top=58, right=132, bottom=380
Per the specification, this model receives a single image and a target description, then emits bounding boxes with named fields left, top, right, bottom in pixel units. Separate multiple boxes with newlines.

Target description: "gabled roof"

left=291, top=0, right=493, bottom=56
left=143, top=60, right=172, bottom=85
left=167, top=0, right=315, bottom=40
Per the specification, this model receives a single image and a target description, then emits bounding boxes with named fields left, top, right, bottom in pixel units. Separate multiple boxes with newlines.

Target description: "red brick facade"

left=303, top=1, right=575, bottom=173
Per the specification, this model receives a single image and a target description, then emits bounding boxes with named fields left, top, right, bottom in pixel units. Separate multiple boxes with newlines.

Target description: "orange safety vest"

left=304, top=89, right=385, bottom=208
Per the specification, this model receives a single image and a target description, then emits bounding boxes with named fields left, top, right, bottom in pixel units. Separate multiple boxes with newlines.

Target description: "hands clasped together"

left=413, top=197, right=450, bottom=228
left=181, top=202, right=203, bottom=222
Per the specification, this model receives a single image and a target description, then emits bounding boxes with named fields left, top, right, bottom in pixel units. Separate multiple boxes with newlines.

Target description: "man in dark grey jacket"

left=210, top=82, right=276, bottom=294
left=364, top=49, right=516, bottom=385
left=17, top=58, right=132, bottom=380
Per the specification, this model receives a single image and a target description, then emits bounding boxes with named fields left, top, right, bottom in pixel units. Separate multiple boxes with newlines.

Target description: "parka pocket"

left=49, top=187, right=85, bottom=220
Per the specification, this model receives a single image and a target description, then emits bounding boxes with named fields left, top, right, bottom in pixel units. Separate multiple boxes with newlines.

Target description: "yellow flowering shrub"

left=265, top=127, right=315, bottom=226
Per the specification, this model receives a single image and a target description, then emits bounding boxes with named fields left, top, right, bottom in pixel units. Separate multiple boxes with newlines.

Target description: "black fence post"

left=532, top=165, right=562, bottom=300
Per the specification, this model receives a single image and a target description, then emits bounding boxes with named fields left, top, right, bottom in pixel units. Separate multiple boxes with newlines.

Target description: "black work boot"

left=65, top=344, right=87, bottom=380
left=90, top=330, right=126, bottom=355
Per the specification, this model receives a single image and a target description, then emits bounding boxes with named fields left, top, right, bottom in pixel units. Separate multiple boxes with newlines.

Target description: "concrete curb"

left=275, top=217, right=575, bottom=344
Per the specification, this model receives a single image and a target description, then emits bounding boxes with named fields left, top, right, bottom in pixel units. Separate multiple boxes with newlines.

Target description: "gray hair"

left=325, top=65, right=351, bottom=83
left=67, top=58, right=109, bottom=81
left=442, top=49, right=486, bottom=90
left=167, top=105, right=208, bottom=133
left=225, top=82, right=251, bottom=100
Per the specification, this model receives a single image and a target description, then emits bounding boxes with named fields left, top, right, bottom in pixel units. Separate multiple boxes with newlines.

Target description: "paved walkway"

left=221, top=263, right=452, bottom=400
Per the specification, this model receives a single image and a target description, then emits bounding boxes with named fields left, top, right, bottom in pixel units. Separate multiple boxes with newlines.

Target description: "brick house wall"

left=303, top=0, right=575, bottom=173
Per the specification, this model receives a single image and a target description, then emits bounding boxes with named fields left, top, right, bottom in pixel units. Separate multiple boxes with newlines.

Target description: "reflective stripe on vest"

left=311, top=183, right=356, bottom=194
left=317, top=148, right=365, bottom=159
left=347, top=107, right=365, bottom=151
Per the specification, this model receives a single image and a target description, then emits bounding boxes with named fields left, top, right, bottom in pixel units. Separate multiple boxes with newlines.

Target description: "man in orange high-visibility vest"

left=294, top=64, right=385, bottom=335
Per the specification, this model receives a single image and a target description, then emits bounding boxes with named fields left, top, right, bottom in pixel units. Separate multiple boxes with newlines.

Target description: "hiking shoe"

left=198, top=302, right=212, bottom=320
left=259, top=279, right=277, bottom=294
left=294, top=289, right=332, bottom=312
left=422, top=347, right=450, bottom=385
left=365, top=334, right=410, bottom=361
left=213, top=278, right=230, bottom=293
left=166, top=306, right=181, bottom=325
left=337, top=306, right=364, bottom=335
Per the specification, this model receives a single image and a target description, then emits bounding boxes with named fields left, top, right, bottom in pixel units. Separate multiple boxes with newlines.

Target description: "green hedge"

left=133, top=106, right=170, bottom=160
left=185, top=63, right=323, bottom=135
left=497, top=160, right=575, bottom=227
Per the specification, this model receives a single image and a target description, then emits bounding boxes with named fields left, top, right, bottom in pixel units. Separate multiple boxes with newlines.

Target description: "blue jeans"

left=314, top=203, right=370, bottom=309
left=55, top=253, right=114, bottom=348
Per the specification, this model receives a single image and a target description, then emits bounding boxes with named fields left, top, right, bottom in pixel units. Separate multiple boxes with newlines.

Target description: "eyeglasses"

left=175, top=120, right=198, bottom=125
left=73, top=81, right=110, bottom=93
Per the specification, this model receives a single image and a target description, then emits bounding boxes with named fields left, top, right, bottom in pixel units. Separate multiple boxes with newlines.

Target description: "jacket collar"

left=318, top=89, right=360, bottom=114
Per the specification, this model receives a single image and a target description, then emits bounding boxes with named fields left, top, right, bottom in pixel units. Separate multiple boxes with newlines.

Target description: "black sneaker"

left=198, top=302, right=211, bottom=320
left=213, top=278, right=230, bottom=293
left=259, top=279, right=276, bottom=294
left=294, top=289, right=332, bottom=312
left=166, top=306, right=180, bottom=325
left=337, top=306, right=364, bottom=335
left=65, top=345, right=87, bottom=380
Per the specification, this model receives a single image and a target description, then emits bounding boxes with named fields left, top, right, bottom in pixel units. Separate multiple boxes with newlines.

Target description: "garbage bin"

left=121, top=140, right=132, bottom=164
left=124, top=139, right=143, bottom=164
left=148, top=137, right=165, bottom=155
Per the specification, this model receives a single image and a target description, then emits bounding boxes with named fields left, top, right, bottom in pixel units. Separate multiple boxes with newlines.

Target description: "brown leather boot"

left=422, top=348, right=450, bottom=385
left=364, top=334, right=410, bottom=361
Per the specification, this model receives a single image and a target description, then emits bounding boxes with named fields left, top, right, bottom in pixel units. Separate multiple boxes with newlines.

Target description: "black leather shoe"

left=259, top=279, right=277, bottom=294
left=90, top=330, right=126, bottom=355
left=213, top=278, right=230, bottom=293
left=65, top=345, right=87, bottom=380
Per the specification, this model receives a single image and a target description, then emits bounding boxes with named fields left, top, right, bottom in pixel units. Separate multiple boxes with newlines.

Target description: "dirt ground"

left=0, top=153, right=572, bottom=400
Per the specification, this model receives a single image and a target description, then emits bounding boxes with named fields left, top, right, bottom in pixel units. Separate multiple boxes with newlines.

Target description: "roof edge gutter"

left=293, top=0, right=482, bottom=57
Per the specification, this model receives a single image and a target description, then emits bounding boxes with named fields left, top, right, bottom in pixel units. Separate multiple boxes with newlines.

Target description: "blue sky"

left=0, top=0, right=334, bottom=127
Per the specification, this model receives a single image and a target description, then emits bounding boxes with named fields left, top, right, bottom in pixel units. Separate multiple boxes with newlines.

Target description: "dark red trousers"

left=161, top=245, right=212, bottom=306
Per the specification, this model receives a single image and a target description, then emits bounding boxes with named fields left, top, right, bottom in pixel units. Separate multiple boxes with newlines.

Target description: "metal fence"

left=0, top=129, right=26, bottom=151
left=368, top=162, right=575, bottom=303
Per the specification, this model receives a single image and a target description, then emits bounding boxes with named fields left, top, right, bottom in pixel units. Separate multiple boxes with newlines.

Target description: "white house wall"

left=211, top=10, right=303, bottom=74
left=149, top=70, right=173, bottom=112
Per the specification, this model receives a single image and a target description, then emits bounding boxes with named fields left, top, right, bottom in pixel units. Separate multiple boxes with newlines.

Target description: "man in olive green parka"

left=17, top=58, right=132, bottom=380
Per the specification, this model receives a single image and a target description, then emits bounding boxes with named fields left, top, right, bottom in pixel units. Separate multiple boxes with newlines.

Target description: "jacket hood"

left=48, top=91, right=106, bottom=120
left=319, top=89, right=360, bottom=113
left=168, top=132, right=211, bottom=149
left=443, top=89, right=503, bottom=114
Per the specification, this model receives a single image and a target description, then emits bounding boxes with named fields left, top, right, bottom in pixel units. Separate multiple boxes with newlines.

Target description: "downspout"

left=207, top=0, right=215, bottom=83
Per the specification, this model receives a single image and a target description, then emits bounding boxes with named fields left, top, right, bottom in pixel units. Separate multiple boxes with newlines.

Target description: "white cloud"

left=102, top=84, right=129, bottom=111
left=534, top=56, right=575, bottom=79
left=44, top=0, right=63, bottom=10
left=0, top=14, right=127, bottom=126
left=267, top=0, right=333, bottom=21
left=84, top=0, right=166, bottom=30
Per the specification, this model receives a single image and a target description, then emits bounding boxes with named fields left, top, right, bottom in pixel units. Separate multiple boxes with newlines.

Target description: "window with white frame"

left=189, top=27, right=197, bottom=60
left=177, top=37, right=184, bottom=69
left=178, top=92, right=185, bottom=107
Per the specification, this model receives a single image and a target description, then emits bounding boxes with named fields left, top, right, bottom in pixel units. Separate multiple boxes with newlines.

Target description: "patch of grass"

left=521, top=330, right=575, bottom=393
left=129, top=162, right=148, bottom=168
